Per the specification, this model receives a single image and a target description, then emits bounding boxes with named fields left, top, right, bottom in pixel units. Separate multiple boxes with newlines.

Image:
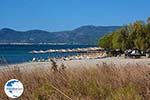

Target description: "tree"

left=98, top=17, right=150, bottom=51
left=99, top=34, right=113, bottom=49
left=112, top=28, right=127, bottom=50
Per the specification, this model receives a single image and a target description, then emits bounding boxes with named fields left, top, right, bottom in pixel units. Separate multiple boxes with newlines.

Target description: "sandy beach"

left=1, top=57, right=150, bottom=72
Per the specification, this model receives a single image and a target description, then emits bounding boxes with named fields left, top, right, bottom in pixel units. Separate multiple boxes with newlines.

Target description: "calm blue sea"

left=0, top=44, right=97, bottom=64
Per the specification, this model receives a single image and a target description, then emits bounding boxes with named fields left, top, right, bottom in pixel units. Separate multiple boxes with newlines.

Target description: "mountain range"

left=0, top=25, right=120, bottom=45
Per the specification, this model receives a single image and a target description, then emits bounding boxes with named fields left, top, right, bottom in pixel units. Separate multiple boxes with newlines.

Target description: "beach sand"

left=1, top=57, right=150, bottom=72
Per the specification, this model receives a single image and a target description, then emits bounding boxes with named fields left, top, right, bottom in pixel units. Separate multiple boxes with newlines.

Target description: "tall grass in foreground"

left=0, top=63, right=150, bottom=100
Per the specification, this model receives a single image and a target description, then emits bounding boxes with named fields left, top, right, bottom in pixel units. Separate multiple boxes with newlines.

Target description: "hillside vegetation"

left=99, top=17, right=150, bottom=51
left=0, top=26, right=120, bottom=45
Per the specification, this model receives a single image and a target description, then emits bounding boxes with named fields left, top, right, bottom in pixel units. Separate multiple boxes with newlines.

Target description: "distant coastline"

left=0, top=43, right=95, bottom=45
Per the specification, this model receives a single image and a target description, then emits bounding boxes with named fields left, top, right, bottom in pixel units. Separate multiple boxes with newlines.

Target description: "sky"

left=0, top=0, right=150, bottom=31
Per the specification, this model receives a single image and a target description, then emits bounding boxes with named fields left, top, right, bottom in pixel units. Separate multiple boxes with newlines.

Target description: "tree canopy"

left=99, top=17, right=150, bottom=51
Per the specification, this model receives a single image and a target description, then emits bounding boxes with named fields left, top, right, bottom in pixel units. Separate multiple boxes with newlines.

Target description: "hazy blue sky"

left=0, top=0, right=150, bottom=31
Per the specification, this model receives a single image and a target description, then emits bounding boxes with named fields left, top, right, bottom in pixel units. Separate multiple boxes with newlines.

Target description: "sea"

left=0, top=44, right=97, bottom=65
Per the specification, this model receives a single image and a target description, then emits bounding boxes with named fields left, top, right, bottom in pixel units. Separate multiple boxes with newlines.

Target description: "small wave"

left=29, top=47, right=103, bottom=54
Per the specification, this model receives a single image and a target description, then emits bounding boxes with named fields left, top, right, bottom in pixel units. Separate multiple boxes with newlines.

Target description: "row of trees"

left=99, top=17, right=150, bottom=51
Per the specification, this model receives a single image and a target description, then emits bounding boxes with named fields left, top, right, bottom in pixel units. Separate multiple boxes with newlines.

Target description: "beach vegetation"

left=0, top=64, right=150, bottom=100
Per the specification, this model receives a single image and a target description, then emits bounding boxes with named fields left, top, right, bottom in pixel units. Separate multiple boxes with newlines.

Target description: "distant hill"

left=0, top=25, right=121, bottom=45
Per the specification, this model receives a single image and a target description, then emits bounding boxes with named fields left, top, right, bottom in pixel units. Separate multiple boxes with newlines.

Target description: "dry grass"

left=0, top=62, right=150, bottom=100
